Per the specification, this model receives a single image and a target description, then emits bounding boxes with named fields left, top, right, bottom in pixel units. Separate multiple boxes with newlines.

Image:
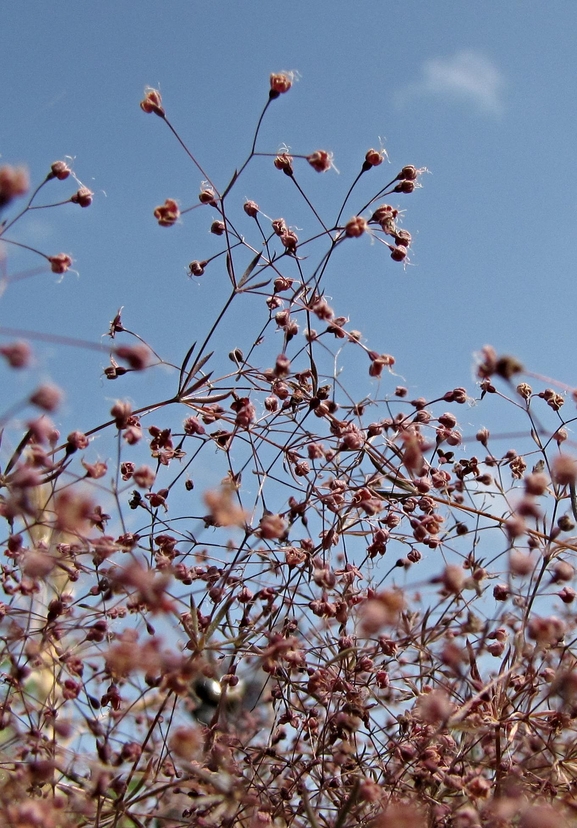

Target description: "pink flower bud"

left=364, top=148, right=384, bottom=167
left=552, top=454, right=577, bottom=486
left=210, top=220, right=226, bottom=235
left=389, top=244, right=407, bottom=262
left=280, top=230, right=298, bottom=252
left=269, top=72, right=293, bottom=97
left=258, top=513, right=287, bottom=539
left=397, top=165, right=418, bottom=181
left=274, top=154, right=293, bottom=176
left=345, top=216, right=367, bottom=238
left=114, top=345, right=151, bottom=371
left=198, top=187, right=216, bottom=205
left=307, top=150, right=332, bottom=173
left=140, top=87, right=165, bottom=117
left=49, top=253, right=73, bottom=274
left=394, top=180, right=415, bottom=194
left=49, top=161, right=71, bottom=180
left=29, top=383, right=63, bottom=412
left=243, top=200, right=259, bottom=217
left=0, top=340, right=32, bottom=368
left=70, top=186, right=93, bottom=207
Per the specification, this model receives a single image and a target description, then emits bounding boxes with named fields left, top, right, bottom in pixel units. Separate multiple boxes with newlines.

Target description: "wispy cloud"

left=399, top=50, right=505, bottom=115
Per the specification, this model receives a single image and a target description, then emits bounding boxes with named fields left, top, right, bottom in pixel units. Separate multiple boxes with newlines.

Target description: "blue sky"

left=2, top=2, right=577, bottom=446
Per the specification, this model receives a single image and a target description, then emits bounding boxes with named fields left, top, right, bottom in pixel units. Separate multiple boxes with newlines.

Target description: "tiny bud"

left=552, top=455, right=577, bottom=486
left=307, top=150, right=332, bottom=173
left=274, top=154, right=294, bottom=176
left=394, top=180, right=415, bottom=194
left=114, top=344, right=151, bottom=371
left=493, top=583, right=511, bottom=601
left=280, top=230, right=298, bottom=252
left=70, top=186, right=93, bottom=208
left=394, top=229, right=412, bottom=247
left=67, top=431, right=89, bottom=451
left=269, top=72, right=293, bottom=97
left=243, top=200, right=259, bottom=217
left=551, top=560, right=574, bottom=583
left=210, top=220, right=226, bottom=236
left=198, top=187, right=216, bottom=205
left=48, top=253, right=73, bottom=274
left=49, top=160, right=72, bottom=180
left=30, top=383, right=62, bottom=412
left=397, top=165, right=418, bottom=181
left=476, top=427, right=490, bottom=446
left=557, top=514, right=575, bottom=532
left=0, top=340, right=32, bottom=368
left=364, top=148, right=384, bottom=168
left=140, top=87, right=165, bottom=117
left=188, top=260, right=207, bottom=277
left=390, top=244, right=407, bottom=262
left=345, top=216, right=367, bottom=238
left=558, top=587, right=576, bottom=604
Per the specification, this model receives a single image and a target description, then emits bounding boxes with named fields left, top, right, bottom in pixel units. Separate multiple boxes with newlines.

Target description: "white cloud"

left=399, top=50, right=505, bottom=115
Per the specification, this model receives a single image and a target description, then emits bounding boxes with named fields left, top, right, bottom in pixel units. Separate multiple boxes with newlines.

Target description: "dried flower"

left=307, top=150, right=332, bottom=173
left=154, top=198, right=179, bottom=227
left=140, top=86, right=165, bottom=116
left=48, top=253, right=73, bottom=274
